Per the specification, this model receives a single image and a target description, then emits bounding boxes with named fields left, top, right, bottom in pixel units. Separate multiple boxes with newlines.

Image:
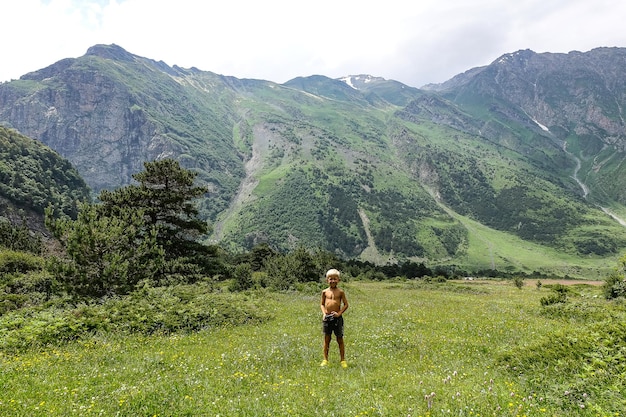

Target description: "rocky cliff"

left=0, top=44, right=243, bottom=203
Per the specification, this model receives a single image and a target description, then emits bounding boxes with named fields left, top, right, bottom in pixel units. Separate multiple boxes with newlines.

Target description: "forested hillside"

left=0, top=126, right=90, bottom=234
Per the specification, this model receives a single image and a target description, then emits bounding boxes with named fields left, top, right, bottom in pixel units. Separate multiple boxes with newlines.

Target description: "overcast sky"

left=1, top=0, right=625, bottom=88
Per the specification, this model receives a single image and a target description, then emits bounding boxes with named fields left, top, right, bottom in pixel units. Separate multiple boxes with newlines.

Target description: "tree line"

left=0, top=159, right=451, bottom=303
left=4, top=158, right=616, bottom=306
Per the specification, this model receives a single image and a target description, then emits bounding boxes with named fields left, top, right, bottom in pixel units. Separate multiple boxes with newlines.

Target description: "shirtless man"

left=320, top=268, right=349, bottom=368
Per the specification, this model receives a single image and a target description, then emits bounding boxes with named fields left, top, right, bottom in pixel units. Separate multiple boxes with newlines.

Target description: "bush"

left=435, top=275, right=447, bottom=283
left=229, top=263, right=254, bottom=291
left=263, top=255, right=295, bottom=290
left=0, top=250, right=58, bottom=313
left=604, top=252, right=626, bottom=300
left=3, top=270, right=59, bottom=295
left=540, top=292, right=567, bottom=306
left=46, top=203, right=165, bottom=297
left=603, top=270, right=626, bottom=299
left=540, top=284, right=568, bottom=306
left=0, top=249, right=44, bottom=275
left=499, top=316, right=626, bottom=413
left=0, top=293, right=30, bottom=315
left=0, top=218, right=43, bottom=253
left=0, top=283, right=274, bottom=351
left=540, top=300, right=612, bottom=321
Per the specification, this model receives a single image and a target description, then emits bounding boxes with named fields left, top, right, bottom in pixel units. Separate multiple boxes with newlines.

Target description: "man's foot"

left=341, top=360, right=348, bottom=368
left=320, top=360, right=328, bottom=367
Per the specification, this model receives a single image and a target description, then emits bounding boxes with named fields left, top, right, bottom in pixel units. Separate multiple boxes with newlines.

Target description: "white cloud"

left=1, top=0, right=625, bottom=87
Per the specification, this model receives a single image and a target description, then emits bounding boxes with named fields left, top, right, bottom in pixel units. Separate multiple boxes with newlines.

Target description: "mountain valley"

left=2, top=44, right=626, bottom=277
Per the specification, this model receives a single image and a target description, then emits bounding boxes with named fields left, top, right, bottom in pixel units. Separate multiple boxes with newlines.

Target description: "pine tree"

left=45, top=203, right=164, bottom=297
left=98, top=159, right=220, bottom=276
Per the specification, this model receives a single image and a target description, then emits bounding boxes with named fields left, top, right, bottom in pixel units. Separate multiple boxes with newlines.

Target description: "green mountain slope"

left=428, top=48, right=626, bottom=206
left=1, top=44, right=626, bottom=276
left=0, top=125, right=91, bottom=232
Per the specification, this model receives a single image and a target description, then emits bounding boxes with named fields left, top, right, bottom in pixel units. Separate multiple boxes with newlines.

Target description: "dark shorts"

left=322, top=315, right=344, bottom=338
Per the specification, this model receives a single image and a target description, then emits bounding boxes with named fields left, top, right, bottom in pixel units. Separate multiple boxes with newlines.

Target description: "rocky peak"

left=86, top=44, right=137, bottom=62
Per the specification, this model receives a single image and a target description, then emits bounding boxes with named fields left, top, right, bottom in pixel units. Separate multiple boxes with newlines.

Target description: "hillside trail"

left=211, top=124, right=270, bottom=241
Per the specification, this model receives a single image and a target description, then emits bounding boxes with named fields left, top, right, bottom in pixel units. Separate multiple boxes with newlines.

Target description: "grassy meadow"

left=450, top=212, right=618, bottom=279
left=1, top=280, right=624, bottom=416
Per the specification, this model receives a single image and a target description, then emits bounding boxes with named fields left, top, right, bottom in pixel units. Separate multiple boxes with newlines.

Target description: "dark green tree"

left=291, top=245, right=318, bottom=283
left=249, top=243, right=278, bottom=271
left=263, top=254, right=295, bottom=290
left=45, top=203, right=164, bottom=297
left=98, top=159, right=220, bottom=276
left=262, top=246, right=322, bottom=290
left=229, top=262, right=254, bottom=291
left=0, top=217, right=42, bottom=254
left=311, top=248, right=342, bottom=278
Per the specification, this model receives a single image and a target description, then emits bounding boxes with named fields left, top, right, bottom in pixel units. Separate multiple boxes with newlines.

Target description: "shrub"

left=46, top=203, right=165, bottom=297
left=0, top=283, right=274, bottom=351
left=0, top=218, right=43, bottom=253
left=540, top=299, right=612, bottom=322
left=604, top=252, right=626, bottom=300
left=252, top=271, right=269, bottom=288
left=0, top=249, right=44, bottom=275
left=294, top=281, right=325, bottom=295
left=540, top=284, right=568, bottom=306
left=359, top=269, right=387, bottom=281
left=435, top=275, right=447, bottom=283
left=603, top=270, right=626, bottom=299
left=263, top=254, right=295, bottom=290
left=499, top=316, right=626, bottom=413
left=0, top=293, right=29, bottom=315
left=229, top=263, right=254, bottom=291
left=540, top=292, right=567, bottom=306
left=3, top=270, right=59, bottom=296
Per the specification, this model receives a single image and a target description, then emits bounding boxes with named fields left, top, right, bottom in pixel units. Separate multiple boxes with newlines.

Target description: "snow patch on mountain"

left=339, top=74, right=383, bottom=90
left=533, top=118, right=550, bottom=132
left=340, top=76, right=358, bottom=89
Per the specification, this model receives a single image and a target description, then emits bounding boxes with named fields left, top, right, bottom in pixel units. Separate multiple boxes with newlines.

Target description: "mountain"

left=339, top=74, right=424, bottom=106
left=0, top=125, right=90, bottom=234
left=1, top=44, right=626, bottom=277
left=426, top=48, right=626, bottom=207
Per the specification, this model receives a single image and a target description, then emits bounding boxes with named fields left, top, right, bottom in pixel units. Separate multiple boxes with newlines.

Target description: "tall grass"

left=0, top=280, right=621, bottom=416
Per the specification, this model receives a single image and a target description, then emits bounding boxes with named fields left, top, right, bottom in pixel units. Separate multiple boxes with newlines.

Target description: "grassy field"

left=0, top=280, right=623, bottom=416
left=448, top=211, right=618, bottom=279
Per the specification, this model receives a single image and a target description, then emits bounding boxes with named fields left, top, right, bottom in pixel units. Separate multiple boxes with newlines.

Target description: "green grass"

left=2, top=280, right=622, bottom=416
left=445, top=209, right=618, bottom=278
